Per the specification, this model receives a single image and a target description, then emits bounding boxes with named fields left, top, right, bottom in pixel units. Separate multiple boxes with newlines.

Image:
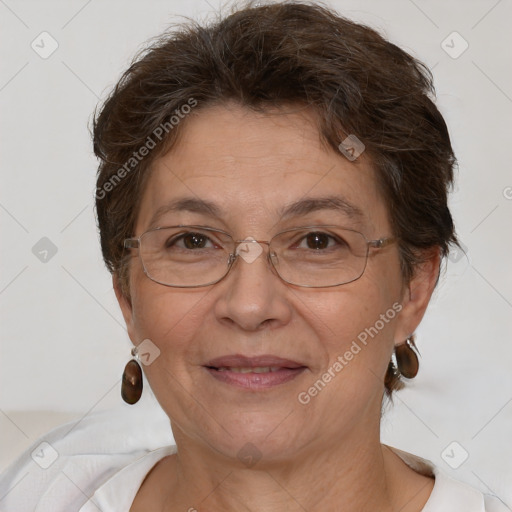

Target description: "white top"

left=0, top=403, right=508, bottom=512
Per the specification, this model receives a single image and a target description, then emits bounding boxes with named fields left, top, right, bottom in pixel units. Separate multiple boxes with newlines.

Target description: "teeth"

left=216, top=366, right=281, bottom=373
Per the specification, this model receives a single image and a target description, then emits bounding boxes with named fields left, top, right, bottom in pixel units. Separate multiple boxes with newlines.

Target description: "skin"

left=115, top=103, right=440, bottom=511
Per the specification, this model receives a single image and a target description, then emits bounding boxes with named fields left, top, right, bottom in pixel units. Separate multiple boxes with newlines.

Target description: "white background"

left=1, top=0, right=511, bottom=505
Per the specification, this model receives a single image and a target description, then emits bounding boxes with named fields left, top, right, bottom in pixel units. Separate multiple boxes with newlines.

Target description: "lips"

left=204, top=354, right=307, bottom=389
left=206, top=354, right=305, bottom=369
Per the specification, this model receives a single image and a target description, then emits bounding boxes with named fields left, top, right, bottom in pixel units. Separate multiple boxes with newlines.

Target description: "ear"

left=394, top=248, right=441, bottom=345
left=113, top=273, right=137, bottom=343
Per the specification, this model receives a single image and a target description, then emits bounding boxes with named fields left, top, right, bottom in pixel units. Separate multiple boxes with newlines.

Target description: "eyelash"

left=165, top=230, right=347, bottom=251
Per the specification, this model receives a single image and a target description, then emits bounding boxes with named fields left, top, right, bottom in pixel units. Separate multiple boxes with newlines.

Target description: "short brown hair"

left=93, top=1, right=458, bottom=396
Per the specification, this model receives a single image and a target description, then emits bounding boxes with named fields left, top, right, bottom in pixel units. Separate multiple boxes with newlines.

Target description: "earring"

left=394, top=337, right=420, bottom=379
left=121, top=347, right=143, bottom=405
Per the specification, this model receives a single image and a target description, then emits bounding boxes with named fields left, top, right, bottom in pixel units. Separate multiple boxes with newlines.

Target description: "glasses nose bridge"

left=228, top=238, right=277, bottom=273
left=234, top=238, right=271, bottom=246
left=232, top=238, right=272, bottom=257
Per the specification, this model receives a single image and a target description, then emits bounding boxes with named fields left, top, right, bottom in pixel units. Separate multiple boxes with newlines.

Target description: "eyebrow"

left=147, top=195, right=365, bottom=229
left=278, top=196, right=365, bottom=222
left=148, top=197, right=222, bottom=228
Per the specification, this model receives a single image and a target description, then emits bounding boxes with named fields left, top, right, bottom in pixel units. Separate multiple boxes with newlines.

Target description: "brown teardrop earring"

left=121, top=347, right=143, bottom=405
left=394, top=336, right=420, bottom=379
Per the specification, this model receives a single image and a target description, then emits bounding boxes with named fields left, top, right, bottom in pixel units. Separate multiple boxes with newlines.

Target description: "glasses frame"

left=124, top=224, right=395, bottom=289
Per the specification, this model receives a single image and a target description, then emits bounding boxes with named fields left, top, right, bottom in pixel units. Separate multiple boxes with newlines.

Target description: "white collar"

left=81, top=445, right=489, bottom=511
left=387, top=445, right=487, bottom=511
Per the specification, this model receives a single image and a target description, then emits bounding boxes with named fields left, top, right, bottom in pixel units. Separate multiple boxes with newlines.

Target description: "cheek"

left=291, top=286, right=401, bottom=437
left=130, top=275, right=210, bottom=355
left=298, top=272, right=401, bottom=375
left=129, top=283, right=214, bottom=410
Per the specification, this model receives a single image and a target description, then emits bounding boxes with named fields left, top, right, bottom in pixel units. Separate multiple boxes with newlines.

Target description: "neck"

left=163, top=425, right=412, bottom=511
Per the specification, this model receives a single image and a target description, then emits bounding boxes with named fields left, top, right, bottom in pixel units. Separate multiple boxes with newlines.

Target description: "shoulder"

left=386, top=445, right=510, bottom=511
left=0, top=401, right=173, bottom=512
left=427, top=471, right=510, bottom=511
left=484, top=495, right=511, bottom=512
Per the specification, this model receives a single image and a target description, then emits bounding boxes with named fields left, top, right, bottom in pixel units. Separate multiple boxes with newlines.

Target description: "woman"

left=1, top=2, right=507, bottom=510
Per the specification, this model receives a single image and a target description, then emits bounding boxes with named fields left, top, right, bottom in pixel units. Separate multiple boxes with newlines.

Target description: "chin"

left=200, top=408, right=310, bottom=465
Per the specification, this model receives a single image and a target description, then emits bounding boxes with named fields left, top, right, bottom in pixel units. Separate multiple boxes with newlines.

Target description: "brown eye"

left=305, top=232, right=330, bottom=250
left=165, top=232, right=213, bottom=250
left=182, top=233, right=209, bottom=249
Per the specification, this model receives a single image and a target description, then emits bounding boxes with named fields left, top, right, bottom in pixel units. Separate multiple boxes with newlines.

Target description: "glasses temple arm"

left=124, top=239, right=140, bottom=249
left=369, top=237, right=396, bottom=249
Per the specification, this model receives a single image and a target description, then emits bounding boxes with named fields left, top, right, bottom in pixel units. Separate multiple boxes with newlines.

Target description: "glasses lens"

left=270, top=227, right=368, bottom=287
left=139, top=227, right=233, bottom=287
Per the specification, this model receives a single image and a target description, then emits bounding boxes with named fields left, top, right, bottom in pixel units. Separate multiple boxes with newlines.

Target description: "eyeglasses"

left=124, top=225, right=395, bottom=288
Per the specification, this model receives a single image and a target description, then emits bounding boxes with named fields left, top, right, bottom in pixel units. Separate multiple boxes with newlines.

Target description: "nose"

left=213, top=241, right=292, bottom=331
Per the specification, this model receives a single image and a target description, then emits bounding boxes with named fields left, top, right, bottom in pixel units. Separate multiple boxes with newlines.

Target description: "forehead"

left=135, top=104, right=389, bottom=235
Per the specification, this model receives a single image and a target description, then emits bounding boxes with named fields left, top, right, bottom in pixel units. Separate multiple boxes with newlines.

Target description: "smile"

left=215, top=366, right=282, bottom=373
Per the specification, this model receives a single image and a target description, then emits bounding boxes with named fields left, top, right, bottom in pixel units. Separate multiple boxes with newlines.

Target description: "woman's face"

left=117, top=104, right=432, bottom=463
